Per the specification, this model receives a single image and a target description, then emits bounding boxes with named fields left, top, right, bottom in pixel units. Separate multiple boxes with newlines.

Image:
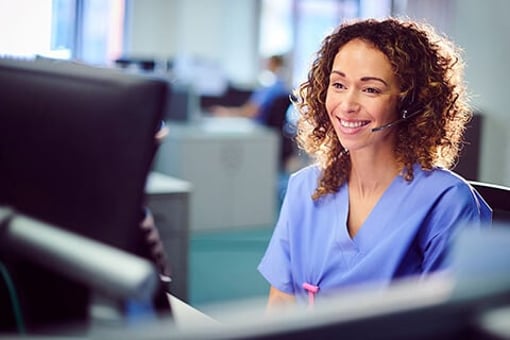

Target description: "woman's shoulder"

left=289, top=163, right=321, bottom=182
left=285, top=164, right=321, bottom=194
left=415, top=165, right=469, bottom=186
left=413, top=166, right=476, bottom=199
left=412, top=166, right=492, bottom=234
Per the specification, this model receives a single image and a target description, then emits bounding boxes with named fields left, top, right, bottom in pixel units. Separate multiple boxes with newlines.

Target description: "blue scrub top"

left=258, top=164, right=492, bottom=304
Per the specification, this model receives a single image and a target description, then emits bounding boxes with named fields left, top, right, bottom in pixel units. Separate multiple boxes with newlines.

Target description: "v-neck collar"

left=336, top=173, right=404, bottom=251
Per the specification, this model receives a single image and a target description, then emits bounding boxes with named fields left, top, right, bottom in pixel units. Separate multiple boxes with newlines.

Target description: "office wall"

left=125, top=0, right=178, bottom=58
left=126, top=0, right=259, bottom=87
left=451, top=0, right=510, bottom=186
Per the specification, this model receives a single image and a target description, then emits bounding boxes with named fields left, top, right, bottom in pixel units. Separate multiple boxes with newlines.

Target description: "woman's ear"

left=398, top=87, right=417, bottom=118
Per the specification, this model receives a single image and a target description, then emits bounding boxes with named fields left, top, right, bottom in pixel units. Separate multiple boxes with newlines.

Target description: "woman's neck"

left=348, top=148, right=401, bottom=195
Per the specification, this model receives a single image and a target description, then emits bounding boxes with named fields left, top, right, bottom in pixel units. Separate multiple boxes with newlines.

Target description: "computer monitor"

left=0, top=57, right=169, bottom=334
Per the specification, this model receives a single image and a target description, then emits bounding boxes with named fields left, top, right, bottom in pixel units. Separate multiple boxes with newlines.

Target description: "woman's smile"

left=339, top=118, right=371, bottom=129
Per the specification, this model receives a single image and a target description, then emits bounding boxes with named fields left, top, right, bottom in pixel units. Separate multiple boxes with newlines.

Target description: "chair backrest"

left=469, top=181, right=510, bottom=226
left=264, top=94, right=291, bottom=129
left=263, top=94, right=295, bottom=169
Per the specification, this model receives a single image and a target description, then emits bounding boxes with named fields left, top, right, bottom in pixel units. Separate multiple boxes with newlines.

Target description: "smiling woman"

left=325, top=39, right=401, bottom=156
left=257, top=17, right=492, bottom=309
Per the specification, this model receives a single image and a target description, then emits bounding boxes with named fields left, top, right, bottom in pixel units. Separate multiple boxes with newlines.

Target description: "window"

left=0, top=0, right=54, bottom=58
left=80, top=0, right=125, bottom=65
left=292, top=0, right=360, bottom=86
left=259, top=0, right=293, bottom=58
left=0, top=0, right=125, bottom=65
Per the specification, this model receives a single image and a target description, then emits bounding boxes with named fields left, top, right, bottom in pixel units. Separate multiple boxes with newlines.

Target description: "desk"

left=154, top=118, right=279, bottom=231
left=145, top=172, right=192, bottom=302
left=167, top=293, right=218, bottom=328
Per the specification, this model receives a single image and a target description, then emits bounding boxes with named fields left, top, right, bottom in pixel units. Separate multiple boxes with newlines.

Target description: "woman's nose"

left=339, top=90, right=360, bottom=113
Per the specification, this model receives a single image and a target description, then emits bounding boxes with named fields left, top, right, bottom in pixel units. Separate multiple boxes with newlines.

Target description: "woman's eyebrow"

left=330, top=70, right=345, bottom=77
left=330, top=71, right=388, bottom=86
left=360, top=76, right=388, bottom=86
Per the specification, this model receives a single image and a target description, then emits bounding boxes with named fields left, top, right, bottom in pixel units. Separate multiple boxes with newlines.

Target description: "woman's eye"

left=364, top=87, right=381, bottom=94
left=331, top=82, right=345, bottom=90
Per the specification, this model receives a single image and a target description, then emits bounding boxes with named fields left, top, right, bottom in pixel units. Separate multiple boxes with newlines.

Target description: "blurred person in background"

left=210, top=55, right=290, bottom=124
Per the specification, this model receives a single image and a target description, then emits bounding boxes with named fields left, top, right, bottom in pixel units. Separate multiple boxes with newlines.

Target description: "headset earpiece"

left=399, top=87, right=417, bottom=119
left=371, top=87, right=421, bottom=133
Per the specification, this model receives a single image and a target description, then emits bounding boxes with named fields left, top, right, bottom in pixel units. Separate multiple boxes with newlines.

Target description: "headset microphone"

left=371, top=108, right=422, bottom=132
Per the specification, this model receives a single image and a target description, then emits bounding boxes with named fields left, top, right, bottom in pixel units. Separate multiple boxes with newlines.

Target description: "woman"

left=257, top=18, right=492, bottom=307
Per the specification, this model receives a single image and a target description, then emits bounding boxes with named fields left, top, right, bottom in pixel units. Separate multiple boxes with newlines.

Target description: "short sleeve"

left=419, top=182, right=492, bottom=272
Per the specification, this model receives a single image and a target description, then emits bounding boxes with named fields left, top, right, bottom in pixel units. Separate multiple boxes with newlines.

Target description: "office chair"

left=264, top=94, right=295, bottom=170
left=469, top=181, right=510, bottom=225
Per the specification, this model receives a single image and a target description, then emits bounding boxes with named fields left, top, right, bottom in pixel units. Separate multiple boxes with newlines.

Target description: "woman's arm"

left=267, top=285, right=296, bottom=309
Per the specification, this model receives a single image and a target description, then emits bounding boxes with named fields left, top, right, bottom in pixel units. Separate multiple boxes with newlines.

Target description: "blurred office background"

left=1, top=0, right=509, bottom=309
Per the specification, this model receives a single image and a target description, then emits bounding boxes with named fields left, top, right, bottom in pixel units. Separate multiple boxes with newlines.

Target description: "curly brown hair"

left=294, top=18, right=471, bottom=200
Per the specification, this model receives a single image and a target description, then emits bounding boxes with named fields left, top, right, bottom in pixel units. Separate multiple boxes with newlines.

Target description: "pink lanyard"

left=302, top=282, right=319, bottom=306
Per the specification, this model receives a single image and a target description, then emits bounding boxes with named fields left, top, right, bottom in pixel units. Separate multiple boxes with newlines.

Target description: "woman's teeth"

left=340, top=119, right=369, bottom=128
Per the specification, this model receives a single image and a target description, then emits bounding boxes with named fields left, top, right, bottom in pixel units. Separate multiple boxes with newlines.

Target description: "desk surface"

left=167, top=294, right=218, bottom=328
left=146, top=172, right=192, bottom=194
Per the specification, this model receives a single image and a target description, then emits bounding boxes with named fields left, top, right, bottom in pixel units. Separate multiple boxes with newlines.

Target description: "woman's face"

left=325, top=38, right=401, bottom=154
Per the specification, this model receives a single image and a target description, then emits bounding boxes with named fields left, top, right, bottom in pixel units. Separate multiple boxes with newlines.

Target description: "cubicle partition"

left=155, top=119, right=279, bottom=231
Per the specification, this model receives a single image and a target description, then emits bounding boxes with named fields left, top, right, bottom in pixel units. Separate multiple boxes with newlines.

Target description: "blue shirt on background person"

left=209, top=55, right=290, bottom=122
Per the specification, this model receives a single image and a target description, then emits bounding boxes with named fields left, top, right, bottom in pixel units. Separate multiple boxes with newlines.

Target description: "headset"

left=371, top=88, right=421, bottom=132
